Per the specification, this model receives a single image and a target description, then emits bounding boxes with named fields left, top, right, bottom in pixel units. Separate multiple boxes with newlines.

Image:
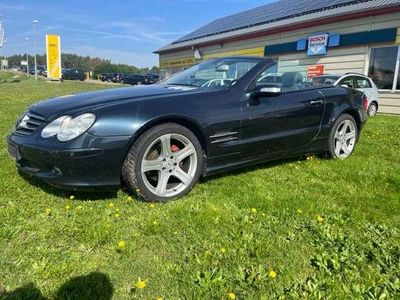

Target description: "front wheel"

left=327, top=113, right=358, bottom=159
left=122, top=123, right=203, bottom=202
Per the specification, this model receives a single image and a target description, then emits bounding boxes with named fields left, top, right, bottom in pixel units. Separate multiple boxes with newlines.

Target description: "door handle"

left=310, top=99, right=323, bottom=105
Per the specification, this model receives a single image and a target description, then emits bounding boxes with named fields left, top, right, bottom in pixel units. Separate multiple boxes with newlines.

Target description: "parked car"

left=146, top=73, right=160, bottom=82
left=100, top=73, right=116, bottom=82
left=7, top=57, right=368, bottom=202
left=120, top=74, right=148, bottom=85
left=62, top=68, right=85, bottom=81
left=312, top=73, right=379, bottom=116
left=29, top=65, right=46, bottom=76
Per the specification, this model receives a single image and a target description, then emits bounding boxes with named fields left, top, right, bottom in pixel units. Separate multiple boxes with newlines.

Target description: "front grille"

left=14, top=111, right=46, bottom=136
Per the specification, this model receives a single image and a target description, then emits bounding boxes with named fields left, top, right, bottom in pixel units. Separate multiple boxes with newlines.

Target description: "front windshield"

left=163, top=58, right=261, bottom=88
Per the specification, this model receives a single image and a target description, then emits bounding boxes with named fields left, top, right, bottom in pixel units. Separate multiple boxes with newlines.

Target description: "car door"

left=240, top=70, right=325, bottom=159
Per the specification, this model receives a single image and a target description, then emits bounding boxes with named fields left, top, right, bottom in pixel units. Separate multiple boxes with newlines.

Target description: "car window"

left=354, top=76, right=372, bottom=88
left=338, top=76, right=354, bottom=88
left=254, top=63, right=318, bottom=93
left=164, top=58, right=261, bottom=88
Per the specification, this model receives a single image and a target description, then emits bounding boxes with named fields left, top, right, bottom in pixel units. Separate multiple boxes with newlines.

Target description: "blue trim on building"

left=265, top=27, right=398, bottom=56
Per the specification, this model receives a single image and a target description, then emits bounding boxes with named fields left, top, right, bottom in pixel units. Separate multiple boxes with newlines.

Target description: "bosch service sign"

left=307, top=34, right=329, bottom=56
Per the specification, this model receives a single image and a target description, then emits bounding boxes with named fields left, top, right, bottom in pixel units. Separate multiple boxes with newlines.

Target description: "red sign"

left=307, top=65, right=325, bottom=79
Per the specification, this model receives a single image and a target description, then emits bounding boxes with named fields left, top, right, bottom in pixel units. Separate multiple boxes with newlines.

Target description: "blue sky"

left=0, top=0, right=276, bottom=67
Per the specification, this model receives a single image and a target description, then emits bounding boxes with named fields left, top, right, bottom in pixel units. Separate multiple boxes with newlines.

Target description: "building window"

left=368, top=46, right=400, bottom=91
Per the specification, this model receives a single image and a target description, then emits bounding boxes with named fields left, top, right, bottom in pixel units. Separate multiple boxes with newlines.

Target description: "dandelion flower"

left=227, top=292, right=236, bottom=299
left=69, top=195, right=75, bottom=200
left=76, top=205, right=83, bottom=210
left=297, top=209, right=303, bottom=214
left=115, top=213, right=120, bottom=218
left=152, top=220, right=158, bottom=226
left=127, top=196, right=133, bottom=201
left=220, top=248, right=226, bottom=253
left=108, top=202, right=114, bottom=208
left=149, top=203, right=155, bottom=208
left=156, top=298, right=163, bottom=300
left=45, top=208, right=52, bottom=215
left=316, top=215, right=324, bottom=222
left=117, top=240, right=126, bottom=250
left=251, top=208, right=257, bottom=214
left=65, top=205, right=71, bottom=210
left=134, top=278, right=147, bottom=289
left=269, top=270, right=277, bottom=278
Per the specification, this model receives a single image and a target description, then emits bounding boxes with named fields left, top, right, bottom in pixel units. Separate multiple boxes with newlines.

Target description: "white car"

left=312, top=73, right=380, bottom=116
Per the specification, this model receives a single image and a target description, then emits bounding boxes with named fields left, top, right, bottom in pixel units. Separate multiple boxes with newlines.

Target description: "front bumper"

left=7, top=133, right=132, bottom=191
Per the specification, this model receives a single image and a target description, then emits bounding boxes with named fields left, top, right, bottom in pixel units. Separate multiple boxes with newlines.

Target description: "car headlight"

left=41, top=113, right=96, bottom=142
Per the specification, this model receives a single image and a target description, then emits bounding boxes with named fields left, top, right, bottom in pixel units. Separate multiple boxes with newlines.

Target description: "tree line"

left=2, top=53, right=160, bottom=77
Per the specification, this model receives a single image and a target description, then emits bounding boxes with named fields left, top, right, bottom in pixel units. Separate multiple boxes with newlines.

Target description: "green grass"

left=0, top=77, right=399, bottom=299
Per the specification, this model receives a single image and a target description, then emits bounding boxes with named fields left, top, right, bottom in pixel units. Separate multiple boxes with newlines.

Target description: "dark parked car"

left=8, top=57, right=368, bottom=202
left=100, top=73, right=116, bottom=82
left=120, top=74, right=149, bottom=85
left=146, top=73, right=160, bottom=82
left=30, top=65, right=46, bottom=76
left=62, top=68, right=85, bottom=81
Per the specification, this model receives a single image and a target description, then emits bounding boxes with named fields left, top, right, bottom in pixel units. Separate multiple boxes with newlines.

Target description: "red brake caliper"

left=171, top=144, right=180, bottom=153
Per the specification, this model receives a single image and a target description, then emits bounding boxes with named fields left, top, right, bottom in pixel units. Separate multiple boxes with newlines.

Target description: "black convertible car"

left=8, top=57, right=368, bottom=202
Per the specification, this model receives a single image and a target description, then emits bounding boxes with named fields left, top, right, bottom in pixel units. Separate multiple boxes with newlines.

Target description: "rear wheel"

left=327, top=113, right=358, bottom=159
left=368, top=102, right=378, bottom=117
left=122, top=123, right=203, bottom=202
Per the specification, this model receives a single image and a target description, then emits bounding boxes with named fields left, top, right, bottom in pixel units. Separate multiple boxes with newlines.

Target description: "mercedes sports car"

left=8, top=57, right=368, bottom=202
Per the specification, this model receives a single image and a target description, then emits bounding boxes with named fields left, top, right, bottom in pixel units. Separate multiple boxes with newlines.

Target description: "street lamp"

left=32, top=19, right=39, bottom=81
left=25, top=37, right=30, bottom=75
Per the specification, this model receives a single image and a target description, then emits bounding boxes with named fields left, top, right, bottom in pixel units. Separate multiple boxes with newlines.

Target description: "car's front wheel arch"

left=127, top=116, right=208, bottom=158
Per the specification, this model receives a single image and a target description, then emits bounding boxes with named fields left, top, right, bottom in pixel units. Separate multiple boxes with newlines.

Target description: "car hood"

left=29, top=84, right=199, bottom=118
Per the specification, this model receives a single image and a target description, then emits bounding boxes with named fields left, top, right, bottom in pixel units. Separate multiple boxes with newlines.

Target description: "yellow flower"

left=76, top=205, right=83, bottom=210
left=45, top=208, right=52, bottom=215
left=220, top=248, right=226, bottom=253
left=69, top=195, right=75, bottom=200
left=152, top=220, right=158, bottom=226
left=114, top=213, right=120, bottom=218
left=127, top=196, right=133, bottom=201
left=251, top=208, right=257, bottom=214
left=269, top=270, right=277, bottom=278
left=173, top=231, right=178, bottom=235
left=108, top=202, right=114, bottom=208
left=149, top=203, right=155, bottom=208
left=297, top=209, right=303, bottom=214
left=227, top=292, right=236, bottom=299
left=156, top=298, right=163, bottom=300
left=134, top=278, right=147, bottom=289
left=65, top=205, right=71, bottom=210
left=117, top=240, right=126, bottom=250
left=316, top=215, right=324, bottom=222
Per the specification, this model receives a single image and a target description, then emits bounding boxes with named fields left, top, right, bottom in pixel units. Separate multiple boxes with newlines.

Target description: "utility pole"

left=32, top=19, right=39, bottom=80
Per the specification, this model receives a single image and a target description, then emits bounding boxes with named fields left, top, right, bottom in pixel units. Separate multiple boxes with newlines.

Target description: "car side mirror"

left=250, top=86, right=282, bottom=99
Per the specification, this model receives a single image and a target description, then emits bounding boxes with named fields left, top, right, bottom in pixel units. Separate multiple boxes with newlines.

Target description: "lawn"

left=0, top=75, right=399, bottom=299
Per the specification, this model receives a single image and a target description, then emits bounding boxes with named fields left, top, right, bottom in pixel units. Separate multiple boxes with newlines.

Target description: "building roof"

left=155, top=0, right=400, bottom=53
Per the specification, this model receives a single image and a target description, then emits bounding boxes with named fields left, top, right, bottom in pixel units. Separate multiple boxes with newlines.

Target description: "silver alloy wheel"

left=368, top=103, right=377, bottom=117
left=140, top=133, right=197, bottom=198
left=334, top=119, right=356, bottom=159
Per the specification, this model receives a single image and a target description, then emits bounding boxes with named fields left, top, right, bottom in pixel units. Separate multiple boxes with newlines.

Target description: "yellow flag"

left=46, top=34, right=61, bottom=79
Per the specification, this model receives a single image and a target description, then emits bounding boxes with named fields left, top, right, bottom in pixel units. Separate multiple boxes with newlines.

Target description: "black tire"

left=122, top=123, right=204, bottom=202
left=368, top=102, right=378, bottom=117
left=327, top=113, right=358, bottom=159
